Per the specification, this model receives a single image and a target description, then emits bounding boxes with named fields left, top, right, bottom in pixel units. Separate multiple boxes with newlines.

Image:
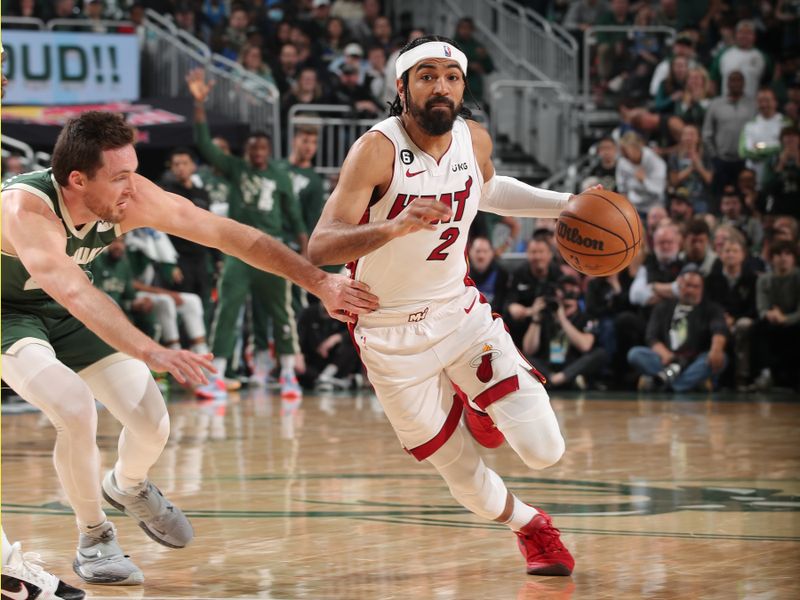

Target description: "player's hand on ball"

left=392, top=199, right=452, bottom=236
left=186, top=67, right=215, bottom=102
left=319, top=274, right=379, bottom=324
left=144, top=348, right=216, bottom=386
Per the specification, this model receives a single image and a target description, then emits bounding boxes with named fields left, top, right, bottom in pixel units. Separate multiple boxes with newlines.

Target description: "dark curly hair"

left=388, top=35, right=474, bottom=119
left=51, top=111, right=136, bottom=186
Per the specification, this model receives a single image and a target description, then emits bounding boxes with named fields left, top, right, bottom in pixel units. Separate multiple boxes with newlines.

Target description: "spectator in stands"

left=667, top=191, right=695, bottom=225
left=282, top=67, right=328, bottom=124
left=646, top=204, right=668, bottom=247
left=329, top=42, right=366, bottom=81
left=628, top=263, right=728, bottom=392
left=621, top=106, right=685, bottom=156
left=239, top=43, right=275, bottom=86
left=719, top=185, right=764, bottom=252
left=369, top=15, right=393, bottom=54
left=674, top=66, right=713, bottom=128
left=174, top=1, right=201, bottom=39
left=330, top=63, right=380, bottom=117
left=2, top=156, right=27, bottom=179
left=585, top=268, right=636, bottom=382
left=680, top=218, right=717, bottom=276
left=703, top=70, right=756, bottom=199
left=630, top=221, right=685, bottom=309
left=307, top=0, right=333, bottom=40
left=522, top=276, right=608, bottom=390
left=453, top=17, right=495, bottom=110
left=383, top=28, right=425, bottom=105
left=220, top=4, right=250, bottom=60
left=616, top=131, right=667, bottom=216
left=297, top=301, right=361, bottom=390
left=273, top=42, right=301, bottom=94
left=468, top=236, right=510, bottom=313
left=84, top=0, right=110, bottom=32
left=594, top=0, right=633, bottom=89
left=563, top=0, right=608, bottom=35
left=161, top=147, right=215, bottom=319
left=705, top=234, right=758, bottom=389
left=91, top=237, right=156, bottom=335
left=740, top=88, right=792, bottom=186
left=752, top=240, right=800, bottom=390
left=654, top=55, right=690, bottom=114
left=200, top=0, right=229, bottom=33
left=506, top=238, right=562, bottom=346
left=348, top=0, right=381, bottom=47
left=364, top=44, right=387, bottom=103
left=736, top=167, right=760, bottom=215
left=49, top=0, right=82, bottom=21
left=8, top=0, right=44, bottom=19
left=650, top=35, right=697, bottom=97
left=760, top=126, right=800, bottom=220
left=320, top=16, right=350, bottom=65
left=585, top=136, right=618, bottom=192
left=667, top=124, right=714, bottom=214
left=712, top=19, right=770, bottom=99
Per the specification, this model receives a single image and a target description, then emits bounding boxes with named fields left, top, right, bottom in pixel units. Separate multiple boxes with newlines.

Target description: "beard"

left=408, top=93, right=461, bottom=136
left=85, top=192, right=125, bottom=223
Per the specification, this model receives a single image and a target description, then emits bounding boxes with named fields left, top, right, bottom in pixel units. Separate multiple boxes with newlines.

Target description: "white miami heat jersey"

left=353, top=116, right=484, bottom=309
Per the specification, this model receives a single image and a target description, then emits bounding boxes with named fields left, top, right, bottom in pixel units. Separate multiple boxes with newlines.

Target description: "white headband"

left=395, top=41, right=468, bottom=79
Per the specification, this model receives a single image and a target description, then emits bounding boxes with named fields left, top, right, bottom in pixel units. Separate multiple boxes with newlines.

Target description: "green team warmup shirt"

left=1, top=169, right=122, bottom=370
left=274, top=159, right=326, bottom=239
left=193, top=122, right=306, bottom=238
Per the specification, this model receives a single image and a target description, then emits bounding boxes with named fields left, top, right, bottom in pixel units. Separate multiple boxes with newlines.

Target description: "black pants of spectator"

left=611, top=311, right=647, bottom=387
left=533, top=347, right=609, bottom=387
left=751, top=320, right=800, bottom=387
left=174, top=254, right=213, bottom=328
left=299, top=341, right=361, bottom=389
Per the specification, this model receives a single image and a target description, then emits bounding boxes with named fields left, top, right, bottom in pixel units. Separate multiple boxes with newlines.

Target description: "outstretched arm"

left=469, top=121, right=573, bottom=218
left=308, top=131, right=451, bottom=266
left=1, top=190, right=214, bottom=384
left=123, top=175, right=379, bottom=322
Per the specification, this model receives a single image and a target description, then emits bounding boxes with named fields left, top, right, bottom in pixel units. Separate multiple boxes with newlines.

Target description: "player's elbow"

left=306, top=234, right=329, bottom=266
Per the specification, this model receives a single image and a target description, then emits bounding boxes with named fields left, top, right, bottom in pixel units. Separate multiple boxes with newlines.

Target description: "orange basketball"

left=555, top=189, right=642, bottom=276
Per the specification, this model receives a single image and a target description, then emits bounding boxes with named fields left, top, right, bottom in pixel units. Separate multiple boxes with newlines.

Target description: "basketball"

left=555, top=189, right=642, bottom=276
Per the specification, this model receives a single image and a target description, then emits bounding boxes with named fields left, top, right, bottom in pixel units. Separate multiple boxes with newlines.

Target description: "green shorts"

left=2, top=309, right=117, bottom=371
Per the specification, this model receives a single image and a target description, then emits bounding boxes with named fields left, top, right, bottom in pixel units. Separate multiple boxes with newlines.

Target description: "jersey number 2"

left=427, top=227, right=459, bottom=261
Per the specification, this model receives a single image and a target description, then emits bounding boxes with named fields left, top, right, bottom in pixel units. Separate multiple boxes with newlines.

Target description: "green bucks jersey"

left=2, top=169, right=121, bottom=316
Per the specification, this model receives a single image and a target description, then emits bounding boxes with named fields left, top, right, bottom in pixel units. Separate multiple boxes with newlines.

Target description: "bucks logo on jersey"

left=1, top=169, right=120, bottom=309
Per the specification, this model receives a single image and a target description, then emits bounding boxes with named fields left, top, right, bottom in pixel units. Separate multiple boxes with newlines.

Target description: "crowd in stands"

left=3, top=0, right=799, bottom=394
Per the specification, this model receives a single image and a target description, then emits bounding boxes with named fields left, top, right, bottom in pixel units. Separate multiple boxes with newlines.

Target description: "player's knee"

left=54, top=383, right=97, bottom=434
left=516, top=433, right=565, bottom=470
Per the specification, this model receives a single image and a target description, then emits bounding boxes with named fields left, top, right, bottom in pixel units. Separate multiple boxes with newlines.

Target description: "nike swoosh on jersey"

left=405, top=169, right=427, bottom=178
left=464, top=297, right=477, bottom=314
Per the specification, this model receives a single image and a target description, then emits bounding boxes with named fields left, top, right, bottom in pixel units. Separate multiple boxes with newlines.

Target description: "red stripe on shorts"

left=473, top=375, right=520, bottom=410
left=407, top=395, right=464, bottom=461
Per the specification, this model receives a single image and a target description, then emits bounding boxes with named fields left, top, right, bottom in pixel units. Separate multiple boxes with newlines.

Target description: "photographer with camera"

left=521, top=276, right=609, bottom=390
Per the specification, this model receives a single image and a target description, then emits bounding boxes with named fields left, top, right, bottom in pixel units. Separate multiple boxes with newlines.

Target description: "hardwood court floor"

left=2, top=387, right=799, bottom=600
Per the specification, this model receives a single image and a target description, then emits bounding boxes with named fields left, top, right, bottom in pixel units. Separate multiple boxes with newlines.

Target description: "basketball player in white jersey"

left=309, top=35, right=579, bottom=575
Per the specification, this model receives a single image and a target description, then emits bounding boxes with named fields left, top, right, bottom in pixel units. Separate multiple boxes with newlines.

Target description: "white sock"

left=212, top=357, right=227, bottom=379
left=2, top=528, right=12, bottom=565
left=279, top=354, right=295, bottom=379
left=503, top=496, right=538, bottom=531
left=319, top=364, right=338, bottom=379
left=254, top=349, right=272, bottom=375
left=114, top=464, right=145, bottom=493
left=191, top=341, right=210, bottom=355
left=78, top=519, right=109, bottom=536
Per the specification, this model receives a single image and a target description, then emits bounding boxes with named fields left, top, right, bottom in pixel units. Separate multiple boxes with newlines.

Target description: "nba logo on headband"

left=443, top=45, right=452, bottom=57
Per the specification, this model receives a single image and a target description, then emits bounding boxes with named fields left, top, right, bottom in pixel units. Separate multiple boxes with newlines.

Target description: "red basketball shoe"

left=515, top=509, right=574, bottom=576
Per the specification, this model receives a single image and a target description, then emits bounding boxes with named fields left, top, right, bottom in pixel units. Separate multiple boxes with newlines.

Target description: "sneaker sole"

left=73, top=559, right=144, bottom=585
left=526, top=563, right=573, bottom=576
left=101, top=490, right=188, bottom=549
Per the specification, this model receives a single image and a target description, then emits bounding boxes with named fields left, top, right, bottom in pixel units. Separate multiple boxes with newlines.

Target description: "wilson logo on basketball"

left=557, top=222, right=605, bottom=251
